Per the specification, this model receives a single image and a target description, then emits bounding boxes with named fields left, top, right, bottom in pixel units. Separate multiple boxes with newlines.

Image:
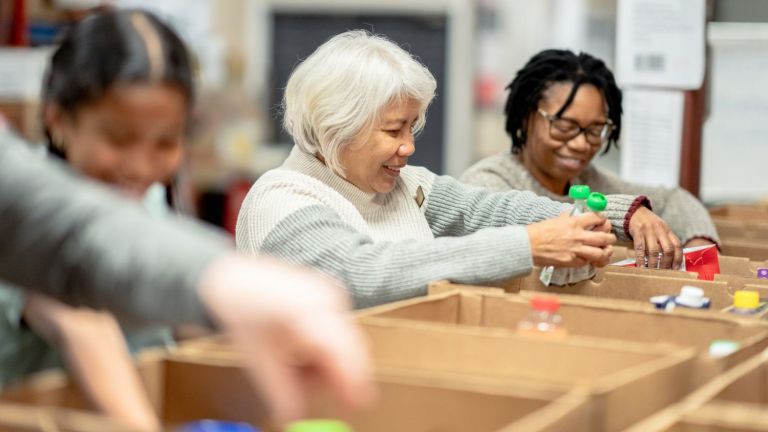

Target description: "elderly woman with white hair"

left=236, top=30, right=681, bottom=308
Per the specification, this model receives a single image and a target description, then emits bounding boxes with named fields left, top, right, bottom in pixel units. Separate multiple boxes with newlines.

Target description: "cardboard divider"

left=367, top=286, right=768, bottom=353
left=721, top=239, right=768, bottom=262
left=710, top=204, right=768, bottom=221
left=718, top=255, right=765, bottom=278
left=0, top=402, right=135, bottom=432
left=627, top=349, right=768, bottom=431
left=714, top=218, right=768, bottom=241
left=356, top=316, right=697, bottom=432
left=362, top=287, right=768, bottom=385
left=613, top=242, right=768, bottom=278
left=0, top=345, right=596, bottom=432
left=497, top=268, right=738, bottom=310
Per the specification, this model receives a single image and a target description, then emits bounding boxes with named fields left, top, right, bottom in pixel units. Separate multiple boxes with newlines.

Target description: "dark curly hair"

left=504, top=49, right=622, bottom=155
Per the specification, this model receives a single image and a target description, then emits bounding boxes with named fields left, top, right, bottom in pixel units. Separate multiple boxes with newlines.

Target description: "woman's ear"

left=44, top=103, right=66, bottom=148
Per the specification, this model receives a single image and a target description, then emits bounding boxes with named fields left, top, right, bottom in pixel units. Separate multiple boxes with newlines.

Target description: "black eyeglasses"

left=537, top=108, right=614, bottom=147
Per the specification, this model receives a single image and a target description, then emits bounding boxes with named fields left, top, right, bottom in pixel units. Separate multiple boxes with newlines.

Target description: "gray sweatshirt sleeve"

left=259, top=205, right=533, bottom=309
left=588, top=168, right=720, bottom=246
left=425, top=175, right=641, bottom=241
left=0, top=140, right=229, bottom=327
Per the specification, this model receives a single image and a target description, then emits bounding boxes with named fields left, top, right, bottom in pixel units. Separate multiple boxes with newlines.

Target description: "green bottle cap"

left=285, top=420, right=352, bottom=432
left=568, top=185, right=591, bottom=200
left=586, top=192, right=607, bottom=212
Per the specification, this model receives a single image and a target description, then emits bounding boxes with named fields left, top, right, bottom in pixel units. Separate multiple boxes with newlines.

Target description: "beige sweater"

left=461, top=153, right=720, bottom=246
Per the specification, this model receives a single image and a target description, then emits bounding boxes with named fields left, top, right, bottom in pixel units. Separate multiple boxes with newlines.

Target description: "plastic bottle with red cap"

left=516, top=296, right=568, bottom=339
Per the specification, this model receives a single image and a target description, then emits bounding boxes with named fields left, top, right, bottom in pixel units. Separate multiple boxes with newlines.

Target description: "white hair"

left=282, top=30, right=437, bottom=176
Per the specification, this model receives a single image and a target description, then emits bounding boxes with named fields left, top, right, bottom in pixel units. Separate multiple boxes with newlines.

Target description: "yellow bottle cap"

left=733, top=290, right=760, bottom=310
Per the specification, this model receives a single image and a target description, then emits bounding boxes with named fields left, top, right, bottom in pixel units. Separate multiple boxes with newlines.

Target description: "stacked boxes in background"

left=710, top=204, right=768, bottom=261
left=1, top=206, right=768, bottom=430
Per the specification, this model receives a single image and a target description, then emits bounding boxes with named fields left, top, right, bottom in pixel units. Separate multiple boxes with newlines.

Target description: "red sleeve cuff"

left=623, top=195, right=652, bottom=240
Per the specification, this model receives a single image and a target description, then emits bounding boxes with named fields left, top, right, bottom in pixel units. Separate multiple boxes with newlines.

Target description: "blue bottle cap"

left=180, top=420, right=260, bottom=432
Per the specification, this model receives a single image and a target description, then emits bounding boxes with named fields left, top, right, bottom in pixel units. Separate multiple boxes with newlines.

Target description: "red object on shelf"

left=10, top=0, right=27, bottom=46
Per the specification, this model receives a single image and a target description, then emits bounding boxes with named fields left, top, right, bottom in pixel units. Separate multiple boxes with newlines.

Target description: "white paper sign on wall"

left=616, top=0, right=705, bottom=90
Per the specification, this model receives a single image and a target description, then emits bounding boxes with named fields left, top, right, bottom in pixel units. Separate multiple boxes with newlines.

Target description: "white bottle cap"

left=709, top=340, right=740, bottom=358
left=675, top=286, right=707, bottom=308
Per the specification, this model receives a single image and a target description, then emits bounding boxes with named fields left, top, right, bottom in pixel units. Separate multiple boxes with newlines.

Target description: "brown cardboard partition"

left=602, top=265, right=698, bottom=280
left=357, top=316, right=696, bottom=432
left=613, top=240, right=767, bottom=278
left=714, top=273, right=768, bottom=293
left=0, top=402, right=135, bottom=432
left=628, top=349, right=768, bottom=432
left=714, top=218, right=768, bottom=241
left=498, top=267, right=737, bottom=310
left=719, top=254, right=765, bottom=278
left=0, top=348, right=594, bottom=432
left=710, top=204, right=768, bottom=221
left=364, top=286, right=768, bottom=390
left=362, top=287, right=768, bottom=365
left=721, top=239, right=768, bottom=262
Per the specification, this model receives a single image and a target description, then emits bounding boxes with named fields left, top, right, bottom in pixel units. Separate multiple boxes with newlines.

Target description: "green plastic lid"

left=586, top=192, right=607, bottom=212
left=568, top=185, right=591, bottom=200
left=285, top=420, right=352, bottom=432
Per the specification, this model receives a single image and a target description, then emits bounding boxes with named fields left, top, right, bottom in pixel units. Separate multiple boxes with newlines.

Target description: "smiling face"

left=520, top=82, right=608, bottom=195
left=47, top=83, right=187, bottom=199
left=338, top=98, right=420, bottom=194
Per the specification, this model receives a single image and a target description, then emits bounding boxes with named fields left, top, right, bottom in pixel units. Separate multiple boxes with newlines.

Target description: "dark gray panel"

left=269, top=13, right=447, bottom=174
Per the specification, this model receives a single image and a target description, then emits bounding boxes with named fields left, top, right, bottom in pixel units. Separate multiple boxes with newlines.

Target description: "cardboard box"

left=365, top=287, right=768, bottom=383
left=710, top=204, right=768, bottom=222
left=612, top=241, right=768, bottom=278
left=714, top=218, right=768, bottom=241
left=499, top=267, right=739, bottom=310
left=356, top=316, right=696, bottom=432
left=370, top=287, right=768, bottom=355
left=0, top=402, right=135, bottom=432
left=721, top=239, right=768, bottom=262
left=0, top=348, right=594, bottom=432
left=628, top=349, right=768, bottom=431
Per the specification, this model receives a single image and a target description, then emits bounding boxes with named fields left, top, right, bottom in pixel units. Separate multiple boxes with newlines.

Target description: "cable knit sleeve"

left=586, top=167, right=720, bottom=246
left=425, top=175, right=642, bottom=241
left=253, top=205, right=533, bottom=309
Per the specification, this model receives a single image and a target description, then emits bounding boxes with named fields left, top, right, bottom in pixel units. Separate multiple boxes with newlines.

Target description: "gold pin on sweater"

left=415, top=186, right=425, bottom=208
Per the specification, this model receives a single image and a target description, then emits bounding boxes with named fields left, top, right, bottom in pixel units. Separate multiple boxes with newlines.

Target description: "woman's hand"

left=628, top=207, right=683, bottom=269
left=527, top=212, right=616, bottom=268
left=198, top=255, right=374, bottom=425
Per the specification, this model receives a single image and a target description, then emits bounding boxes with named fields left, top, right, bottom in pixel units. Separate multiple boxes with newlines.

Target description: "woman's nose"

left=566, top=131, right=592, bottom=153
left=398, top=136, right=415, bottom=157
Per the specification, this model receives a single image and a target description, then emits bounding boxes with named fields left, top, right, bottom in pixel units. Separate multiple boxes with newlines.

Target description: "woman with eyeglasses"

left=461, top=49, right=718, bottom=267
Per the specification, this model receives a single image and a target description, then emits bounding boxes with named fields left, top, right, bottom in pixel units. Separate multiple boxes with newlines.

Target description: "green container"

left=285, top=420, right=352, bottom=432
left=568, top=184, right=591, bottom=200
left=586, top=192, right=607, bottom=212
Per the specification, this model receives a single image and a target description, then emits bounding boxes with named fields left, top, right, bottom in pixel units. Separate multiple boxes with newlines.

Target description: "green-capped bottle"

left=586, top=192, right=607, bottom=213
left=540, top=185, right=591, bottom=286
